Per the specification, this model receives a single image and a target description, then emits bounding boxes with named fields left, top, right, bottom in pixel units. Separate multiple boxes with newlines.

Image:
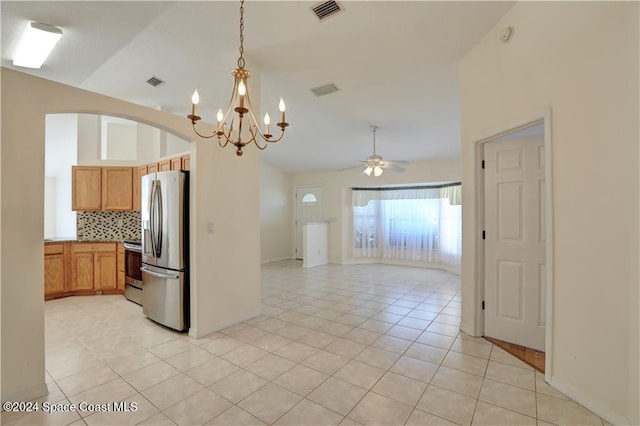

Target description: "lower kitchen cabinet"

left=72, top=243, right=118, bottom=292
left=43, top=241, right=123, bottom=300
left=94, top=251, right=117, bottom=290
left=117, top=243, right=125, bottom=291
left=72, top=251, right=95, bottom=290
left=44, top=243, right=72, bottom=299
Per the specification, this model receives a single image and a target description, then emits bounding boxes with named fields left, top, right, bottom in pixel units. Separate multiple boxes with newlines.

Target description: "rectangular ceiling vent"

left=311, top=83, right=339, bottom=97
left=146, top=76, right=165, bottom=87
left=311, top=0, right=344, bottom=21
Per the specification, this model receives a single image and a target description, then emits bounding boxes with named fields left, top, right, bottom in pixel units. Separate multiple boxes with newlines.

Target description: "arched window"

left=302, top=193, right=318, bottom=203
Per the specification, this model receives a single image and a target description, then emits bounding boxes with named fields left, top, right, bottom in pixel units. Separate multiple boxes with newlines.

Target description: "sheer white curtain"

left=352, top=184, right=462, bottom=270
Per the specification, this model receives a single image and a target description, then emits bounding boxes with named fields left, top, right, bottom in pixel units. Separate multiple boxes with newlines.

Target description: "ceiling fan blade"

left=385, top=160, right=410, bottom=165
left=382, top=163, right=406, bottom=173
left=338, top=164, right=367, bottom=172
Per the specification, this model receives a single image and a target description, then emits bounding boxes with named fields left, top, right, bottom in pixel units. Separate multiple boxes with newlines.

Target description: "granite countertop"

left=44, top=237, right=126, bottom=244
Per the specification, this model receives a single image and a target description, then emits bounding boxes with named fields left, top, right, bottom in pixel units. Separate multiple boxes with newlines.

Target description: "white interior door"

left=484, top=134, right=546, bottom=351
left=295, top=185, right=322, bottom=260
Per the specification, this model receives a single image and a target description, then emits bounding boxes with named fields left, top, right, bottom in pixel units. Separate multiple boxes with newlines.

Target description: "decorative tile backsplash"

left=77, top=211, right=141, bottom=241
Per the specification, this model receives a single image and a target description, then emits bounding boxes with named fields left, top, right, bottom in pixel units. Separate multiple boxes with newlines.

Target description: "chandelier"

left=187, top=0, right=289, bottom=156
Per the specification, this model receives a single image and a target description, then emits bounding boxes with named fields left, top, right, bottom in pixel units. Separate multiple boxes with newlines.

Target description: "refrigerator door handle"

left=141, top=266, right=180, bottom=280
left=149, top=181, right=158, bottom=257
left=156, top=180, right=163, bottom=257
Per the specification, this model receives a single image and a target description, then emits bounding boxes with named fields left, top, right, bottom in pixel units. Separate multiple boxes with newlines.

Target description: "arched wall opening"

left=1, top=68, right=261, bottom=403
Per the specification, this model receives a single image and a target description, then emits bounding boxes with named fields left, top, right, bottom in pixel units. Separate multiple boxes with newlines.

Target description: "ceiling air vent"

left=311, top=83, right=339, bottom=97
left=146, top=76, right=165, bottom=87
left=311, top=0, right=344, bottom=21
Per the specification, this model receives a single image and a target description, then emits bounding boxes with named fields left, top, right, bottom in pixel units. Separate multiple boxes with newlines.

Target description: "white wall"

left=165, top=132, right=190, bottom=158
left=43, top=177, right=56, bottom=238
left=260, top=161, right=293, bottom=263
left=459, top=2, right=638, bottom=424
left=77, top=113, right=100, bottom=164
left=103, top=120, right=137, bottom=160
left=137, top=121, right=161, bottom=163
left=44, top=114, right=77, bottom=238
left=292, top=157, right=461, bottom=265
left=1, top=68, right=261, bottom=402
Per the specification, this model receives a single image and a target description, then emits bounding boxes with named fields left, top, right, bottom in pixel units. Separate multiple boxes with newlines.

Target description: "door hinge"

left=482, top=301, right=485, bottom=310
left=482, top=230, right=486, bottom=240
left=481, top=160, right=485, bottom=169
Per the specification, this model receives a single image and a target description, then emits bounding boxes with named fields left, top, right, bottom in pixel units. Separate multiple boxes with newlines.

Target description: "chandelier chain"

left=238, top=0, right=245, bottom=69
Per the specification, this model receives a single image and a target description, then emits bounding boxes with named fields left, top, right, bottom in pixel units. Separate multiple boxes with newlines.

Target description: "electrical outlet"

left=207, top=222, right=215, bottom=234
left=117, top=218, right=124, bottom=227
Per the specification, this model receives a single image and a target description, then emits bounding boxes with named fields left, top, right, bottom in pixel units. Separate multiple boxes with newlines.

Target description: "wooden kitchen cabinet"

left=95, top=252, right=117, bottom=290
left=72, top=166, right=134, bottom=211
left=72, top=166, right=102, bottom=210
left=159, top=159, right=171, bottom=171
left=71, top=243, right=117, bottom=292
left=147, top=163, right=159, bottom=174
left=133, top=166, right=145, bottom=212
left=117, top=243, right=125, bottom=290
left=44, top=243, right=70, bottom=298
left=72, top=252, right=95, bottom=290
left=181, top=154, right=190, bottom=171
left=102, top=167, right=133, bottom=210
left=170, top=157, right=182, bottom=170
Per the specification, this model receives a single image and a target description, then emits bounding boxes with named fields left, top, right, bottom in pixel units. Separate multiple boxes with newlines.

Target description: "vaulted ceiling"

left=1, top=1, right=513, bottom=173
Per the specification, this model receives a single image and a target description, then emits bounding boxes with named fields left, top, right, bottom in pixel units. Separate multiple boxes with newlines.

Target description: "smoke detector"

left=311, top=83, right=340, bottom=97
left=500, top=26, right=514, bottom=43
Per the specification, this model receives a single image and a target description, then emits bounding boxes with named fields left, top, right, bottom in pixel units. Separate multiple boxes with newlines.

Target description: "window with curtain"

left=352, top=184, right=462, bottom=269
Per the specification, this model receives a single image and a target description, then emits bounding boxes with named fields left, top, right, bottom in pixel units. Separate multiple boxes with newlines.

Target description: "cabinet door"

left=134, top=165, right=147, bottom=211
left=44, top=254, right=66, bottom=295
left=181, top=154, right=190, bottom=171
left=147, top=163, right=159, bottom=174
left=132, top=167, right=140, bottom=212
left=72, top=166, right=102, bottom=211
left=117, top=244, right=125, bottom=290
left=95, top=252, right=117, bottom=290
left=102, top=167, right=133, bottom=211
left=170, top=157, right=182, bottom=171
left=72, top=253, right=95, bottom=290
left=158, top=159, right=171, bottom=172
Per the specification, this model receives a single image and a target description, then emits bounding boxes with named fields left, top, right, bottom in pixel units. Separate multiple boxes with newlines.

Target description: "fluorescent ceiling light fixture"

left=13, top=22, right=63, bottom=69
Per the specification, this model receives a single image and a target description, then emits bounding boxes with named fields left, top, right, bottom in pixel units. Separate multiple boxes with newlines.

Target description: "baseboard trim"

left=549, top=376, right=630, bottom=425
left=260, top=257, right=293, bottom=265
left=189, top=308, right=262, bottom=339
left=338, top=258, right=461, bottom=275
left=2, top=382, right=49, bottom=404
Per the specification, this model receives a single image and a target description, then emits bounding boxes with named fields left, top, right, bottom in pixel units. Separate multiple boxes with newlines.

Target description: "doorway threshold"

left=484, top=336, right=545, bottom=373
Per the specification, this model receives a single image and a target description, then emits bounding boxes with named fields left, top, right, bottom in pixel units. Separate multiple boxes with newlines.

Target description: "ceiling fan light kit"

left=356, top=126, right=409, bottom=177
left=187, top=0, right=289, bottom=156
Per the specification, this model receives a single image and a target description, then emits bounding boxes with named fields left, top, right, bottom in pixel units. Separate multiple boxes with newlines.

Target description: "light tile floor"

left=3, top=261, right=607, bottom=426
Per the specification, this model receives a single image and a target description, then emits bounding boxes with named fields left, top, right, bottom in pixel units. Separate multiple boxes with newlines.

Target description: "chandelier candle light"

left=187, top=0, right=289, bottom=156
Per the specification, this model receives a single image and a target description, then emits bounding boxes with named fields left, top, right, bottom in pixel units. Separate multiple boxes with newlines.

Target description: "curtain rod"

left=352, top=182, right=462, bottom=191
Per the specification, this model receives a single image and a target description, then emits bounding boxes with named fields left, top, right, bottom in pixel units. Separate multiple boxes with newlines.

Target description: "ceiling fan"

left=342, top=126, right=410, bottom=176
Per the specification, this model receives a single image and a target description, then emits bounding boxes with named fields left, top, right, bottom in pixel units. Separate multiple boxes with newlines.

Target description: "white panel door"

left=484, top=135, right=546, bottom=351
left=295, top=185, right=323, bottom=260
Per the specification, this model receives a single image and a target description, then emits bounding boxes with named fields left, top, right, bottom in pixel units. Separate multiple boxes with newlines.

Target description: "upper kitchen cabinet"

left=72, top=166, right=133, bottom=211
left=72, top=166, right=102, bottom=210
left=102, top=167, right=133, bottom=210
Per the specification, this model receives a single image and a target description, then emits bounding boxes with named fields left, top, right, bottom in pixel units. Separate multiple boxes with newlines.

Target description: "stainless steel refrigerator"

left=141, top=170, right=189, bottom=331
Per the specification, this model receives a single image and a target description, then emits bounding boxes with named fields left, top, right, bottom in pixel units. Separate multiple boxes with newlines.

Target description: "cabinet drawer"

left=45, top=244, right=64, bottom=255
left=73, top=243, right=116, bottom=253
